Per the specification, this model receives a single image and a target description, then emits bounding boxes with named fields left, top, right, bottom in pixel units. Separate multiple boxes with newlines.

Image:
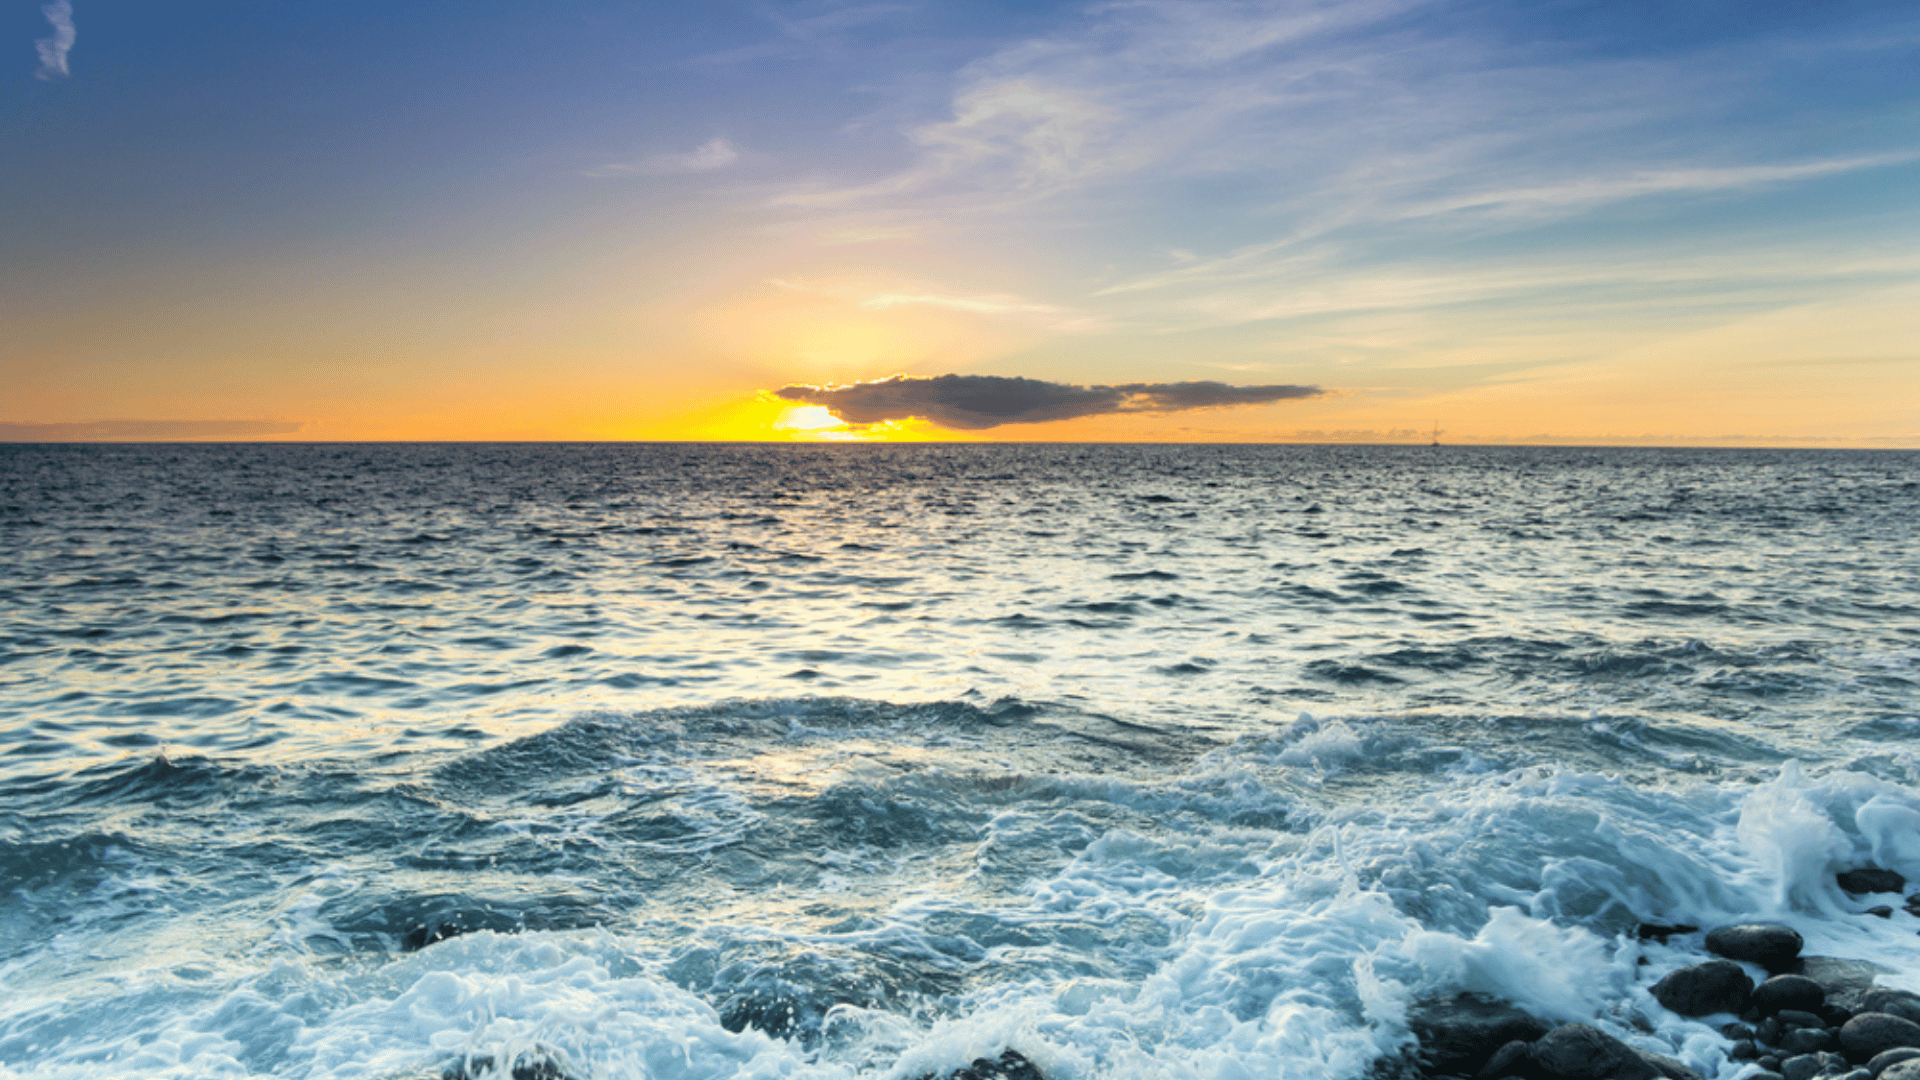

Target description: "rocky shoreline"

left=1385, top=868, right=1920, bottom=1080
left=429, top=867, right=1920, bottom=1080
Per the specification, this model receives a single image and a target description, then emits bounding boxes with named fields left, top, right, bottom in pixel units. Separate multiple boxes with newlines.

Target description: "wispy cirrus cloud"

left=35, top=0, right=75, bottom=80
left=587, top=137, right=740, bottom=178
left=768, top=0, right=1920, bottom=338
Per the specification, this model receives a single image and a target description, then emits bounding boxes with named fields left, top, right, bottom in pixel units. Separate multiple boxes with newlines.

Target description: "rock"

left=1760, top=1017, right=1786, bottom=1044
left=441, top=1053, right=571, bottom=1080
left=1780, top=1010, right=1829, bottom=1030
left=1708, top=924, right=1805, bottom=972
left=1724, top=1024, right=1758, bottom=1041
left=1749, top=1073, right=1784, bottom=1080
left=1732, top=1040, right=1760, bottom=1060
left=1865, top=992, right=1920, bottom=1027
left=1757, top=978, right=1830, bottom=1016
left=1527, top=1024, right=1661, bottom=1080
left=1842, top=1014, right=1920, bottom=1063
left=1882, top=1058, right=1920, bottom=1080
left=1637, top=923, right=1702, bottom=942
left=1876, top=1051, right=1920, bottom=1079
left=1801, top=957, right=1899, bottom=1015
left=930, top=1051, right=1045, bottom=1080
left=1477, top=1039, right=1533, bottom=1080
left=1651, top=960, right=1755, bottom=1017
left=1869, top=907, right=1895, bottom=919
left=1640, top=1050, right=1704, bottom=1080
left=1840, top=1070, right=1873, bottom=1080
left=1840, top=869, right=1907, bottom=895
left=1758, top=1054, right=1782, bottom=1070
left=1779, top=1028, right=1832, bottom=1054
left=1781, top=1054, right=1824, bottom=1080
left=1407, top=994, right=1552, bottom=1078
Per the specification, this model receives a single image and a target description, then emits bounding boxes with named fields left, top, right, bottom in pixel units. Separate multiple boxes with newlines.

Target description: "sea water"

left=1, top=443, right=1917, bottom=1080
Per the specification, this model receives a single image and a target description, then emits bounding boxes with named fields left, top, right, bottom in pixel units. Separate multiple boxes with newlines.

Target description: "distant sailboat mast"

left=1430, top=421, right=1440, bottom=447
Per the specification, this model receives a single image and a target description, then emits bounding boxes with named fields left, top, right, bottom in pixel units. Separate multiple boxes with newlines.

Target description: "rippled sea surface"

left=2, top=443, right=1918, bottom=1080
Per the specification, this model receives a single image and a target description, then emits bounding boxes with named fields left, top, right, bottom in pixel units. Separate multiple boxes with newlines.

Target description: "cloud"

left=774, top=374, right=1321, bottom=429
left=587, top=138, right=740, bottom=178
left=0, top=420, right=303, bottom=442
left=35, top=0, right=74, bottom=80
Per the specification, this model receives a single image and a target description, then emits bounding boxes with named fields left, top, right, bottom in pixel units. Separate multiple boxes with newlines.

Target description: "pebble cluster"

left=1396, top=867, right=1920, bottom=1080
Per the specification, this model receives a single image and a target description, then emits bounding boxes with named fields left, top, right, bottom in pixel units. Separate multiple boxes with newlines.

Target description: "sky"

left=4, top=0, right=1917, bottom=444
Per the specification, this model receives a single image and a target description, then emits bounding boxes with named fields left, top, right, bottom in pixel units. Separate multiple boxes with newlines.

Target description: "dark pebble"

left=1707, top=924, right=1805, bottom=972
left=1528, top=1024, right=1661, bottom=1080
left=1637, top=923, right=1702, bottom=942
left=1758, top=978, right=1830, bottom=1017
left=1731, top=1040, right=1760, bottom=1061
left=1780, top=1010, right=1829, bottom=1030
left=1479, top=1039, right=1533, bottom=1079
left=1758, top=1055, right=1783, bottom=1070
left=1724, top=1024, right=1759, bottom=1041
left=1761, top=1017, right=1786, bottom=1044
left=1782, top=1053, right=1823, bottom=1080
left=1874, top=1050, right=1920, bottom=1078
left=1750, top=1073, right=1785, bottom=1080
left=1865, top=993, right=1920, bottom=1027
left=1651, top=960, right=1754, bottom=1017
left=1839, top=869, right=1907, bottom=895
left=1780, top=1028, right=1831, bottom=1055
left=1869, top=907, right=1896, bottom=919
left=933, top=1051, right=1045, bottom=1080
left=442, top=1054, right=570, bottom=1080
left=1407, top=993, right=1552, bottom=1077
left=1841, top=1014, right=1920, bottom=1063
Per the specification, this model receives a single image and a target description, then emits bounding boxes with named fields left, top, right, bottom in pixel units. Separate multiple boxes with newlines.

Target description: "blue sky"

left=6, top=1, right=1918, bottom=442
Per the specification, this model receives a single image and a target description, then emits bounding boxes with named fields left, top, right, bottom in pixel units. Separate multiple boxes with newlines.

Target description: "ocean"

left=2, top=442, right=1918, bottom=1080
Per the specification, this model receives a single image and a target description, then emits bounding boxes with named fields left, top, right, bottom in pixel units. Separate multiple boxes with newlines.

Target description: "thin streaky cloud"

left=35, top=0, right=74, bottom=80
left=587, top=138, right=740, bottom=178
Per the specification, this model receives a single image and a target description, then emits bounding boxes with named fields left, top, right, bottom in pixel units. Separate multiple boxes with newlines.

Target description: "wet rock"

left=1800, top=957, right=1898, bottom=1015
left=1865, top=992, right=1920, bottom=1027
left=1759, top=1017, right=1785, bottom=1045
left=1407, top=993, right=1552, bottom=1078
left=441, top=1052, right=571, bottom=1080
left=1839, top=869, right=1907, bottom=896
left=1637, top=923, right=1702, bottom=943
left=1756, top=977, right=1829, bottom=1016
left=926, top=1050, right=1046, bottom=1080
left=1749, top=1073, right=1785, bottom=1080
left=1707, top=924, right=1805, bottom=972
left=1779, top=1027, right=1831, bottom=1055
left=1840, top=1014, right=1920, bottom=1063
left=1527, top=1024, right=1661, bottom=1080
left=1881, top=1058, right=1920, bottom=1080
left=1641, top=1051, right=1704, bottom=1080
left=1780, top=1010, right=1829, bottom=1030
left=1732, top=1040, right=1760, bottom=1061
left=1869, top=907, right=1895, bottom=919
left=1758, top=1055, right=1783, bottom=1070
left=1839, top=1070, right=1874, bottom=1080
left=1724, top=1024, right=1758, bottom=1041
left=1651, top=960, right=1755, bottom=1017
left=1871, top=1049, right=1920, bottom=1077
left=1781, top=1054, right=1823, bottom=1080
left=1477, top=1039, right=1533, bottom=1080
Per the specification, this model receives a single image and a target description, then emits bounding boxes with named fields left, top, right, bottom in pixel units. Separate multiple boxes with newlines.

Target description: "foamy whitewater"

left=2, top=443, right=1918, bottom=1080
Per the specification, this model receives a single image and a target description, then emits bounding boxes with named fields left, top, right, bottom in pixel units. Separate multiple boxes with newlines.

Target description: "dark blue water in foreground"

left=1, top=444, right=1917, bottom=1080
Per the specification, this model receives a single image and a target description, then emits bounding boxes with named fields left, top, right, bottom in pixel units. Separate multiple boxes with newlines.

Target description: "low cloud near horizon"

left=0, top=420, right=303, bottom=442
left=775, top=374, right=1323, bottom=430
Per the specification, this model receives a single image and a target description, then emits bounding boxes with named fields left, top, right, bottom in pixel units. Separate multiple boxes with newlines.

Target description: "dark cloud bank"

left=0, top=420, right=303, bottom=442
left=776, top=375, right=1322, bottom=430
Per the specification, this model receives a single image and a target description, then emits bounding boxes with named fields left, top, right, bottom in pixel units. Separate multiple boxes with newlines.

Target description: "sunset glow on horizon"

left=5, top=2, right=1917, bottom=446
